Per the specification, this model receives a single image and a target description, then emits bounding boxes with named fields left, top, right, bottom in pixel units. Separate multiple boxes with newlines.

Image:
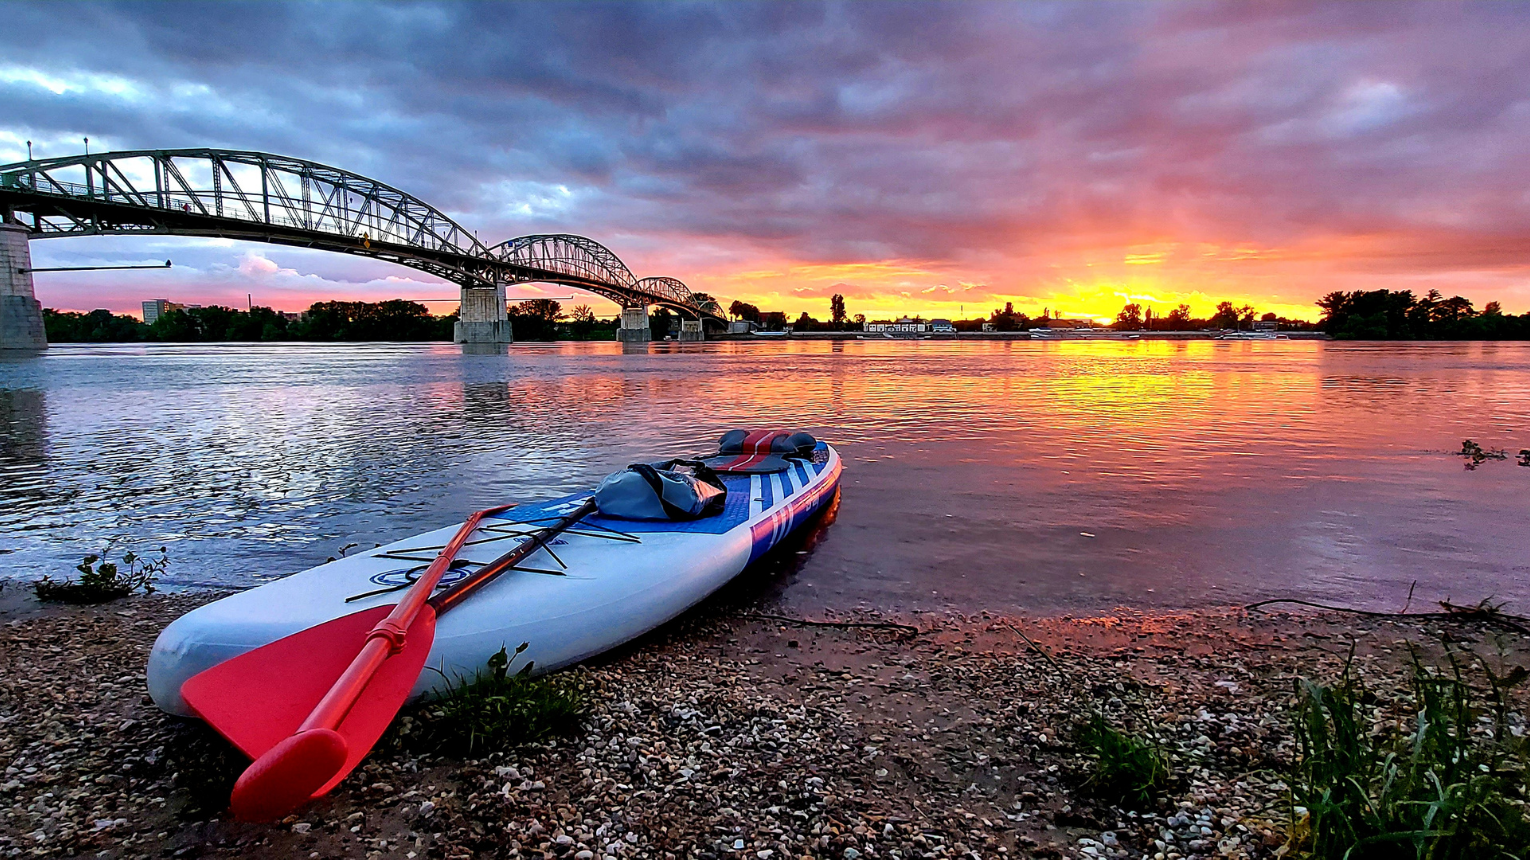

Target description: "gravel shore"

left=2, top=589, right=1526, bottom=860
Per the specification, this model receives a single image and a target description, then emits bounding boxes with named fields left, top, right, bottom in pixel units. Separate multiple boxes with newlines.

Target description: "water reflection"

left=0, top=340, right=1527, bottom=611
left=0, top=387, right=44, bottom=466
left=460, top=343, right=508, bottom=356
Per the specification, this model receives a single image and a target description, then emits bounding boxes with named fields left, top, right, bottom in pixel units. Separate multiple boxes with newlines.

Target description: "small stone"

left=292, top=823, right=311, bottom=834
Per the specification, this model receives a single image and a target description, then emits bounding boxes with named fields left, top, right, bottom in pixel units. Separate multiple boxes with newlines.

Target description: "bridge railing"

left=5, top=174, right=304, bottom=236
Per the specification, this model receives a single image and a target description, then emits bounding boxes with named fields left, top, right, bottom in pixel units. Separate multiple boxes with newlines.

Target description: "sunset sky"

left=4, top=2, right=1530, bottom=322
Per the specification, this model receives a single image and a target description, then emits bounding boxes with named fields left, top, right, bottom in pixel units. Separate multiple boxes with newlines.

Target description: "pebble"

left=2, top=595, right=1522, bottom=860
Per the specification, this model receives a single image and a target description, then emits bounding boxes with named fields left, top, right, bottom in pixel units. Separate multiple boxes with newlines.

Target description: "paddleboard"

left=148, top=442, right=842, bottom=716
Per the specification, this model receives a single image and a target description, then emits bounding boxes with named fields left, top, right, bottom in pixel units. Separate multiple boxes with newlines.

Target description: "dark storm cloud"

left=4, top=1, right=1530, bottom=314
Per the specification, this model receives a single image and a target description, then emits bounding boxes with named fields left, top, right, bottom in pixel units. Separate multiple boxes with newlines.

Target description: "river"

left=2, top=339, right=1527, bottom=614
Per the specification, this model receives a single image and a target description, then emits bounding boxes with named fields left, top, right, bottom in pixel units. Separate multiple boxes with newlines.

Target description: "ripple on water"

left=1, top=339, right=1528, bottom=613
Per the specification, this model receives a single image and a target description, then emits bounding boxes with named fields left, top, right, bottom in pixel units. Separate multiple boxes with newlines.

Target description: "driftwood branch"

left=1244, top=597, right=1530, bottom=636
left=1005, top=623, right=1063, bottom=671
left=739, top=612, right=921, bottom=636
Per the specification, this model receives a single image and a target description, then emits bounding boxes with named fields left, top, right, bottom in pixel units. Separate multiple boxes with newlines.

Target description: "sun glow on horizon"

left=694, top=252, right=1328, bottom=324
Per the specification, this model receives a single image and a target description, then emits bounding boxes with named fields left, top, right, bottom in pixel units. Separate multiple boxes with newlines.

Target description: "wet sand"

left=3, top=591, right=1526, bottom=860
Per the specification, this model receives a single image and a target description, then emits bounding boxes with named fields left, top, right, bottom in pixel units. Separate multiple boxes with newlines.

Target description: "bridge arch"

left=0, top=148, right=726, bottom=347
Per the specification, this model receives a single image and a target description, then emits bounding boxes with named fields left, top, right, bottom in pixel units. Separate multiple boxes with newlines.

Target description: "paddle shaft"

left=428, top=498, right=597, bottom=615
left=296, top=503, right=514, bottom=734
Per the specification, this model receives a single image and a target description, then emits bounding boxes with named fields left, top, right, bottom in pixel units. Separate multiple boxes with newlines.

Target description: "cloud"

left=5, top=1, right=1530, bottom=318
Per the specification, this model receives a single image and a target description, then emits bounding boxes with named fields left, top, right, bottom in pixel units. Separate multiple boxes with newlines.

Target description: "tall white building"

left=142, top=299, right=195, bottom=323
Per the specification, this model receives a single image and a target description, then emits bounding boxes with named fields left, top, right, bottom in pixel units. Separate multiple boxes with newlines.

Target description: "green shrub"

left=409, top=643, right=587, bottom=756
left=1289, top=649, right=1530, bottom=859
left=1075, top=713, right=1171, bottom=808
left=34, top=547, right=167, bottom=604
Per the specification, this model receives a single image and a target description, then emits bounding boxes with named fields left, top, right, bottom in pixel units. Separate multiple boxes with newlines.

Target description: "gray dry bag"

left=594, top=458, right=727, bottom=521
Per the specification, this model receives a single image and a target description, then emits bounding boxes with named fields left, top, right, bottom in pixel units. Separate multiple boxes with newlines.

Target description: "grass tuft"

left=406, top=642, right=588, bottom=756
left=33, top=547, right=166, bottom=604
left=1288, top=647, right=1530, bottom=859
left=1074, top=713, right=1171, bottom=808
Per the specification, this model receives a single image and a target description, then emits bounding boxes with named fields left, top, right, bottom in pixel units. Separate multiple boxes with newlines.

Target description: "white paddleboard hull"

left=148, top=444, right=842, bottom=716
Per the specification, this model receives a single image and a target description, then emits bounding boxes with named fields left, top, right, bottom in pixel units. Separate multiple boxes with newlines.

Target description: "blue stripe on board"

left=746, top=454, right=841, bottom=564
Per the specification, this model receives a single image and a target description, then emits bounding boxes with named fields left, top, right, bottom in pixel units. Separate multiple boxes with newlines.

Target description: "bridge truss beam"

left=0, top=149, right=726, bottom=326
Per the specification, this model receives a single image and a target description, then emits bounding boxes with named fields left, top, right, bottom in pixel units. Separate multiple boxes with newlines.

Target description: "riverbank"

left=3, top=593, right=1525, bottom=859
left=707, top=331, right=1330, bottom=341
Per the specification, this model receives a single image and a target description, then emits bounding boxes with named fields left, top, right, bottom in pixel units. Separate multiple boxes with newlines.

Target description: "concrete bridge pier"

left=617, top=304, right=650, bottom=342
left=454, top=281, right=513, bottom=344
left=0, top=223, right=47, bottom=350
left=678, top=318, right=705, bottom=342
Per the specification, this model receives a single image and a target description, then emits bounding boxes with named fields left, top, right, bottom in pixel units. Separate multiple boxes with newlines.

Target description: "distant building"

left=930, top=319, right=955, bottom=333
left=1044, top=317, right=1095, bottom=329
left=1253, top=319, right=1278, bottom=332
left=865, top=321, right=928, bottom=333
left=142, top=298, right=196, bottom=324
left=728, top=320, right=758, bottom=334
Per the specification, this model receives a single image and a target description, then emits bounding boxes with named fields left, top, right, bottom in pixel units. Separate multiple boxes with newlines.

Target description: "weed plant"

left=34, top=547, right=167, bottom=604
left=1289, top=648, right=1530, bottom=859
left=1074, top=713, right=1171, bottom=808
left=408, top=643, right=587, bottom=756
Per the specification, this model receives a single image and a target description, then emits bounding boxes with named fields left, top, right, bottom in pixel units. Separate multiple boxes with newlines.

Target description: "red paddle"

left=180, top=499, right=595, bottom=822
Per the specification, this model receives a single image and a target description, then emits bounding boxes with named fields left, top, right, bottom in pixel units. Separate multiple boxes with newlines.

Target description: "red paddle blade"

left=181, top=605, right=437, bottom=814
left=230, top=729, right=348, bottom=823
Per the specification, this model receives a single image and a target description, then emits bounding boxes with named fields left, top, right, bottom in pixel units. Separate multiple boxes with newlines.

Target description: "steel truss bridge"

left=0, top=148, right=725, bottom=321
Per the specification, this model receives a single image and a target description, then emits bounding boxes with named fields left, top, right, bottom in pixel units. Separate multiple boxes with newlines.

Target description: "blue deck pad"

left=490, top=443, right=832, bottom=536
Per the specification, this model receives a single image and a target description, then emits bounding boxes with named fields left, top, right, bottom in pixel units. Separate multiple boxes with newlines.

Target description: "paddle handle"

left=428, top=498, right=597, bottom=615
left=297, top=502, right=513, bottom=733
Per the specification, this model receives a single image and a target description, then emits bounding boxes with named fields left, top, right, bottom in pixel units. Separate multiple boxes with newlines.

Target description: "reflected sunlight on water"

left=2, top=339, right=1527, bottom=613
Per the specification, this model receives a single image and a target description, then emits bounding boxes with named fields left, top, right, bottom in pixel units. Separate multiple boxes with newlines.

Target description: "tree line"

left=728, top=295, right=1316, bottom=333
left=1316, top=289, right=1530, bottom=339
left=43, top=299, right=622, bottom=343
left=729, top=294, right=860, bottom=332
left=45, top=301, right=457, bottom=343
left=733, top=290, right=1530, bottom=340
left=45, top=288, right=1530, bottom=343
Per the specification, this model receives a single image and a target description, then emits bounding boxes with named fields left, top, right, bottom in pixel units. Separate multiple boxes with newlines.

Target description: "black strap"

left=627, top=463, right=693, bottom=521
left=655, top=458, right=726, bottom=493
left=626, top=459, right=727, bottom=521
